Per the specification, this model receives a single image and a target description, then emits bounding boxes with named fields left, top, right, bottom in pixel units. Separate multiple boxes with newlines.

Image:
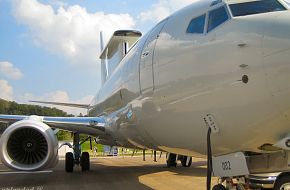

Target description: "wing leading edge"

left=30, top=100, right=90, bottom=109
left=0, top=114, right=106, bottom=135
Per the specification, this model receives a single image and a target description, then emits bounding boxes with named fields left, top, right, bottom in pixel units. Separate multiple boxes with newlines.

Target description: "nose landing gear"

left=212, top=176, right=256, bottom=190
left=212, top=184, right=226, bottom=190
left=273, top=174, right=290, bottom=190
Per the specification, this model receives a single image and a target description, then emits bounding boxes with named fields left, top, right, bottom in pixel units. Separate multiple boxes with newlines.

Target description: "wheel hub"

left=281, top=183, right=290, bottom=190
left=22, top=140, right=36, bottom=152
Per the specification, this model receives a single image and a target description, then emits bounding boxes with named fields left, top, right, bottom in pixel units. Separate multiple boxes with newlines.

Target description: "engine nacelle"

left=0, top=118, right=58, bottom=171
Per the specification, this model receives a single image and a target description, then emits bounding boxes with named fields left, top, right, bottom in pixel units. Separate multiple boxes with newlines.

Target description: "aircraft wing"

left=0, top=114, right=106, bottom=135
left=30, top=100, right=90, bottom=109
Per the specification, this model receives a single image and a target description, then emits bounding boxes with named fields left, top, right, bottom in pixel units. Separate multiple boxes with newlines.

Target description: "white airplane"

left=1, top=0, right=290, bottom=189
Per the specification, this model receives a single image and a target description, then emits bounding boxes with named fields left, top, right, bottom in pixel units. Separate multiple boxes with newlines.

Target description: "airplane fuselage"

left=89, top=0, right=290, bottom=158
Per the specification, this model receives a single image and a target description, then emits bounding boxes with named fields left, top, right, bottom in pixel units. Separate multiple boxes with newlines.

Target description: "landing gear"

left=166, top=153, right=192, bottom=167
left=64, top=133, right=91, bottom=172
left=274, top=174, right=290, bottom=190
left=81, top=152, right=90, bottom=171
left=153, top=150, right=157, bottom=162
left=180, top=156, right=192, bottom=167
left=166, top=153, right=177, bottom=167
left=73, top=132, right=81, bottom=166
left=212, top=184, right=226, bottom=190
left=65, top=152, right=74, bottom=172
left=212, top=177, right=252, bottom=190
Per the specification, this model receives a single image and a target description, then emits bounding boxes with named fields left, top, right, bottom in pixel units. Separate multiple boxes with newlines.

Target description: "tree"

left=0, top=98, right=72, bottom=140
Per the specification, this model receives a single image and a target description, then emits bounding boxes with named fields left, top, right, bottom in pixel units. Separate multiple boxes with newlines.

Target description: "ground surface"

left=0, top=156, right=217, bottom=190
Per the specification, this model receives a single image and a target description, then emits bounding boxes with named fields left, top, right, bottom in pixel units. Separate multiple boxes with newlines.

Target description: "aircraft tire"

left=212, top=184, right=226, bottom=190
left=65, top=152, right=74, bottom=172
left=81, top=152, right=90, bottom=171
left=181, top=156, right=192, bottom=167
left=166, top=153, right=177, bottom=168
left=274, top=174, right=290, bottom=190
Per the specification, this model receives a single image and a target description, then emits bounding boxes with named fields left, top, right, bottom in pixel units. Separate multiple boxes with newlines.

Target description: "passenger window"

left=207, top=6, right=229, bottom=32
left=187, top=14, right=206, bottom=34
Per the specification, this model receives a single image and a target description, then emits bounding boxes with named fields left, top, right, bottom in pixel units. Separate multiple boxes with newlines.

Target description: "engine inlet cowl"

left=7, top=128, right=48, bottom=165
left=0, top=119, right=58, bottom=171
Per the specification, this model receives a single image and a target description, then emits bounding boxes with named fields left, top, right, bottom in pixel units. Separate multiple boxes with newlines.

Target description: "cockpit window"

left=187, top=14, right=206, bottom=34
left=229, top=0, right=287, bottom=17
left=207, top=6, right=229, bottom=32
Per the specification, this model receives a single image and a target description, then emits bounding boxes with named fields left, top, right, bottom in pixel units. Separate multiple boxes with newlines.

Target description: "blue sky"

left=0, top=0, right=193, bottom=114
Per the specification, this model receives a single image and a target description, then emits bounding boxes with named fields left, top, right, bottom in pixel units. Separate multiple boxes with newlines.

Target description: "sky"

left=3, top=0, right=289, bottom=115
left=0, top=0, right=195, bottom=115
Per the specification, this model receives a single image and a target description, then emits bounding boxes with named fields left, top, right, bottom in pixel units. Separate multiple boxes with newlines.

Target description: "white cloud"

left=139, top=1, right=171, bottom=23
left=0, top=78, right=92, bottom=115
left=139, top=0, right=198, bottom=23
left=0, top=61, right=23, bottom=80
left=0, top=80, right=13, bottom=101
left=18, top=91, right=94, bottom=116
left=47, top=0, right=68, bottom=7
left=11, top=0, right=136, bottom=65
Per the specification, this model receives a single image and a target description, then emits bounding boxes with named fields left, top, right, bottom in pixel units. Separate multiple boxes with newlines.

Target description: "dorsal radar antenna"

left=99, top=30, right=142, bottom=82
left=100, top=31, right=108, bottom=86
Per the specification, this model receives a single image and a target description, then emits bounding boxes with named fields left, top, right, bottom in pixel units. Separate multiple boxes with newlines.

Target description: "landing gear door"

left=140, top=19, right=168, bottom=95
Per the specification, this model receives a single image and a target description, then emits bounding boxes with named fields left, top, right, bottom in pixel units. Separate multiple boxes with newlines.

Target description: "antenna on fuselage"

left=100, top=31, right=107, bottom=86
left=99, top=30, right=142, bottom=86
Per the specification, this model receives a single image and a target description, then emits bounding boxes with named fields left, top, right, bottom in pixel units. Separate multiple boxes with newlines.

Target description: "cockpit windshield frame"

left=228, top=0, right=287, bottom=17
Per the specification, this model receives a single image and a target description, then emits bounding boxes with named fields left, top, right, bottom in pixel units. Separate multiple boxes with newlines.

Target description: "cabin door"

left=140, top=20, right=167, bottom=95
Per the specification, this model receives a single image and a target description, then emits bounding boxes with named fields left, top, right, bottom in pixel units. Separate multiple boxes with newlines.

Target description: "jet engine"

left=0, top=119, right=58, bottom=171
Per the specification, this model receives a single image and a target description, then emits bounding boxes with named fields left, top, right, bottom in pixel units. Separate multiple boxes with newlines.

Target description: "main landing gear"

left=64, top=132, right=90, bottom=172
left=180, top=155, right=192, bottom=167
left=166, top=153, right=192, bottom=168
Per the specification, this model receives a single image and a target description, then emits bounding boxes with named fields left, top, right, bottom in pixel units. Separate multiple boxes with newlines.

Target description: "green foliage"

left=0, top=98, right=72, bottom=139
left=81, top=141, right=104, bottom=154
left=0, top=99, right=68, bottom=116
left=57, top=130, right=72, bottom=141
left=0, top=123, right=7, bottom=134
